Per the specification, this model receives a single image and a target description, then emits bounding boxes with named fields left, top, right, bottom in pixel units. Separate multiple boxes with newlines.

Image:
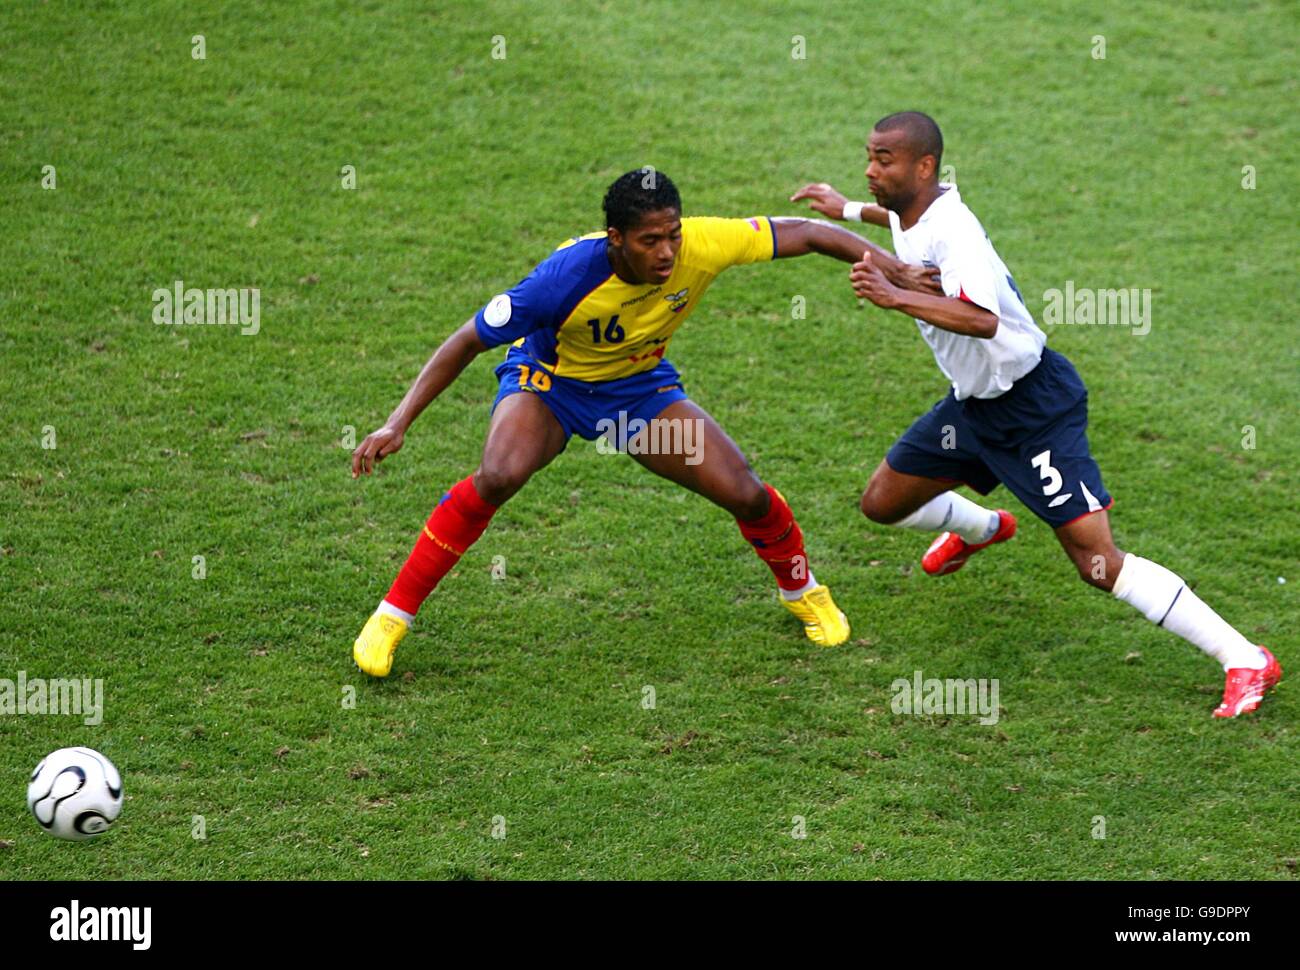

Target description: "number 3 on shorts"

left=1031, top=449, right=1063, bottom=496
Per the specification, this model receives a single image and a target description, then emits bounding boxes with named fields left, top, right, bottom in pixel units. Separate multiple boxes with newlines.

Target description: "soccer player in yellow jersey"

left=349, top=169, right=938, bottom=676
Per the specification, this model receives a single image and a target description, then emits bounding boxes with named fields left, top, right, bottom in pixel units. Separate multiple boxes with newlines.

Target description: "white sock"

left=780, top=572, right=818, bottom=601
left=1111, top=554, right=1264, bottom=670
left=895, top=492, right=999, bottom=544
left=376, top=600, right=415, bottom=625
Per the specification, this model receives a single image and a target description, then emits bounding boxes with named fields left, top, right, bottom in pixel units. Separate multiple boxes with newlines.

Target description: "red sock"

left=384, top=475, right=498, bottom=615
left=736, top=484, right=810, bottom=591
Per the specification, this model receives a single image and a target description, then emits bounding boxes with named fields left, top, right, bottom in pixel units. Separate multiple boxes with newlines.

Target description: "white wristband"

left=843, top=201, right=865, bottom=222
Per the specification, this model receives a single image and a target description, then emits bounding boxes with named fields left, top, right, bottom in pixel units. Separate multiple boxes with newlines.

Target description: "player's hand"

left=887, top=261, right=944, bottom=296
left=850, top=251, right=903, bottom=309
left=351, top=425, right=406, bottom=478
left=789, top=182, right=850, bottom=220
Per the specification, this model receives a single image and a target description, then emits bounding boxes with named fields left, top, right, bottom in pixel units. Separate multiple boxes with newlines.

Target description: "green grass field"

left=2, top=0, right=1297, bottom=879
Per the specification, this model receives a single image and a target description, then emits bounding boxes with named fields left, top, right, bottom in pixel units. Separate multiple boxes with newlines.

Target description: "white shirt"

left=888, top=184, right=1045, bottom=400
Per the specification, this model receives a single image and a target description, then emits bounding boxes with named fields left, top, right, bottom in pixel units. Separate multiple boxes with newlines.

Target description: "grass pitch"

left=1, top=0, right=1296, bottom=879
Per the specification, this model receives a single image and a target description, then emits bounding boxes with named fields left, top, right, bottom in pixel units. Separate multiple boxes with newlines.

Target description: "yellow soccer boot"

left=781, top=585, right=850, bottom=647
left=353, top=612, right=410, bottom=677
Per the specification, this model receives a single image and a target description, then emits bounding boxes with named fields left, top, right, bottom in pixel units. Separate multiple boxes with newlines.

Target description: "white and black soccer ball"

left=27, top=747, right=123, bottom=841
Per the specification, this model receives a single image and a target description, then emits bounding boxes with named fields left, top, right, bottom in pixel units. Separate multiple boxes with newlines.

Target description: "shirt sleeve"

left=930, top=220, right=1001, bottom=317
left=682, top=216, right=777, bottom=274
left=473, top=261, right=561, bottom=349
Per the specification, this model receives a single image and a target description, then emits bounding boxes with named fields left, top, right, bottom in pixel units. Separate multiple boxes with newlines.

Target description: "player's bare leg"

left=859, top=459, right=1016, bottom=575
left=859, top=460, right=954, bottom=523
left=354, top=393, right=566, bottom=676
left=1051, top=507, right=1124, bottom=592
left=628, top=399, right=849, bottom=646
left=1054, top=509, right=1280, bottom=717
left=471, top=390, right=568, bottom=505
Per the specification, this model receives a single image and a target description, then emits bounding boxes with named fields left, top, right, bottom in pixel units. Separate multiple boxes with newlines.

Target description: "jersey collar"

left=915, top=183, right=960, bottom=225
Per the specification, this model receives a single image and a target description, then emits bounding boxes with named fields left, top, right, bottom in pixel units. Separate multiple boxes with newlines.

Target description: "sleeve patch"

left=484, top=294, right=512, bottom=327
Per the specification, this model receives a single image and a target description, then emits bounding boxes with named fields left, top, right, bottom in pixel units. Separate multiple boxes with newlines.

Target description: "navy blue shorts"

left=492, top=346, right=690, bottom=443
left=885, top=348, right=1112, bottom=527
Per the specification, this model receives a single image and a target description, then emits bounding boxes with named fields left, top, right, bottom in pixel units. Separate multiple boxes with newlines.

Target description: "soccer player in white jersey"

left=791, top=111, right=1280, bottom=718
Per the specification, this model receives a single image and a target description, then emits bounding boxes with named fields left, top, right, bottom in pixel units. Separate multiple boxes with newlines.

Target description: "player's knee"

left=1075, top=560, right=1108, bottom=590
left=731, top=476, right=769, bottom=520
left=1071, top=547, right=1121, bottom=592
left=473, top=463, right=529, bottom=505
left=859, top=486, right=901, bottom=525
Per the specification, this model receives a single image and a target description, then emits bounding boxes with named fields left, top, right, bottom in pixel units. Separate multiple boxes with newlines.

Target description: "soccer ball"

left=27, top=747, right=123, bottom=841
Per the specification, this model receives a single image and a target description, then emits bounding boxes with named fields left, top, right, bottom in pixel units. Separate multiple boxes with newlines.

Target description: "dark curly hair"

left=602, top=168, right=681, bottom=232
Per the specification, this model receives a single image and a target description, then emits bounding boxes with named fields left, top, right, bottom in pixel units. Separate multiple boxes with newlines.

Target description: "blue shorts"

left=886, top=348, right=1113, bottom=527
left=492, top=346, right=690, bottom=443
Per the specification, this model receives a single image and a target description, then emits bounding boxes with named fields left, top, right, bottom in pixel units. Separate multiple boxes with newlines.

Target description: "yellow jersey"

left=474, top=216, right=776, bottom=382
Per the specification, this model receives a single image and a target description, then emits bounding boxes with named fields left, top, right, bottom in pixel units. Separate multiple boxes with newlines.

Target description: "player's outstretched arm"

left=770, top=217, right=941, bottom=294
left=351, top=318, right=488, bottom=477
left=849, top=252, right=997, bottom=338
left=790, top=182, right=890, bottom=227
